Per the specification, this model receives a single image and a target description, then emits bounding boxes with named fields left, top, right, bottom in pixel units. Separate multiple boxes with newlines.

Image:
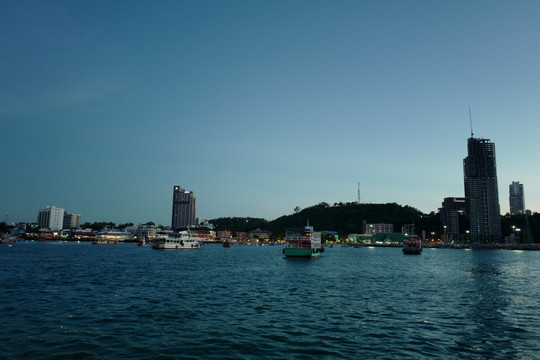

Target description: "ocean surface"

left=1, top=242, right=540, bottom=359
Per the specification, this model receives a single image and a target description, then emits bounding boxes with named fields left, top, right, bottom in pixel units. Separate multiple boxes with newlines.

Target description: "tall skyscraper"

left=463, top=137, right=502, bottom=242
left=509, top=181, right=525, bottom=215
left=171, top=186, right=196, bottom=229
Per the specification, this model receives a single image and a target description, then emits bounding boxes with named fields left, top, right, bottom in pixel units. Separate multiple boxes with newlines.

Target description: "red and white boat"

left=402, top=236, right=422, bottom=254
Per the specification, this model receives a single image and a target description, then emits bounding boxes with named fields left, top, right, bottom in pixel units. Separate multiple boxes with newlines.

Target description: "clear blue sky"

left=2, top=0, right=540, bottom=226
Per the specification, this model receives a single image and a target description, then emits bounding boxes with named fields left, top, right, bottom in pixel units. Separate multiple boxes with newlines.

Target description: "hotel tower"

left=171, top=186, right=196, bottom=229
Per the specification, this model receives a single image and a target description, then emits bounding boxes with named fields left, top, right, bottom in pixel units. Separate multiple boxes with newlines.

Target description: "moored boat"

left=402, top=236, right=422, bottom=254
left=1, top=233, right=16, bottom=244
left=152, top=231, right=201, bottom=250
left=95, top=229, right=133, bottom=243
left=223, top=239, right=231, bottom=248
left=92, top=239, right=117, bottom=245
left=283, top=223, right=324, bottom=258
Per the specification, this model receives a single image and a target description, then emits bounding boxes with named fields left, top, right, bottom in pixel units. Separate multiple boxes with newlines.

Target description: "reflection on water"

left=453, top=250, right=538, bottom=359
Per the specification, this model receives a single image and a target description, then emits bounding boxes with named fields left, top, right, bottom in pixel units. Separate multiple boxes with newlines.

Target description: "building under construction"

left=463, top=137, right=502, bottom=242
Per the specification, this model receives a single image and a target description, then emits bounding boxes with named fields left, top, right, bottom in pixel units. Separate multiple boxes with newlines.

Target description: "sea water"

left=1, top=242, right=539, bottom=359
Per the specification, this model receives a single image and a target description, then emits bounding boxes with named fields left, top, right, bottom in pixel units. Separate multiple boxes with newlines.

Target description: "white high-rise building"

left=37, top=206, right=65, bottom=230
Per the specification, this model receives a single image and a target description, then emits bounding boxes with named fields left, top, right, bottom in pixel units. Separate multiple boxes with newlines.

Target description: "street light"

left=443, top=225, right=447, bottom=243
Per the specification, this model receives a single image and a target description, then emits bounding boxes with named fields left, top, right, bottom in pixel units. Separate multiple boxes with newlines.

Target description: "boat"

left=402, top=236, right=422, bottom=254
left=152, top=231, right=201, bottom=250
left=1, top=233, right=16, bottom=244
left=94, top=229, right=133, bottom=243
left=283, top=223, right=324, bottom=258
left=92, top=239, right=117, bottom=245
left=223, top=239, right=231, bottom=248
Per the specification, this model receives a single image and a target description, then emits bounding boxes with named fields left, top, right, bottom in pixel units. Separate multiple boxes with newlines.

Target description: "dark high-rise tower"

left=509, top=181, right=525, bottom=215
left=463, top=137, right=501, bottom=242
left=171, top=186, right=196, bottom=230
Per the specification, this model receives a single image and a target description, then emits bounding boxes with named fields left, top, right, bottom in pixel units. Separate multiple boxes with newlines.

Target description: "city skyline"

left=3, top=1, right=540, bottom=225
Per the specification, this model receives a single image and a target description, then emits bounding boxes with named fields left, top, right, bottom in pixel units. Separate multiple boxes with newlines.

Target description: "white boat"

left=152, top=231, right=201, bottom=250
left=95, top=229, right=134, bottom=243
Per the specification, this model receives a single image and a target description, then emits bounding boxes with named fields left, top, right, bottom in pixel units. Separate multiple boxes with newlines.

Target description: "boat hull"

left=402, top=248, right=422, bottom=254
left=283, top=247, right=323, bottom=258
left=152, top=243, right=200, bottom=250
left=92, top=240, right=117, bottom=245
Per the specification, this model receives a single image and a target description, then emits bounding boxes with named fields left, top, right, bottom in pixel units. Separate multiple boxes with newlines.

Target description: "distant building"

left=247, top=228, right=271, bottom=241
left=440, top=197, right=468, bottom=241
left=401, top=224, right=415, bottom=236
left=196, top=218, right=214, bottom=229
left=509, top=181, right=525, bottom=215
left=365, top=223, right=393, bottom=234
left=37, top=206, right=65, bottom=231
left=63, top=212, right=81, bottom=229
left=217, top=230, right=232, bottom=239
left=463, top=137, right=502, bottom=242
left=171, top=186, right=196, bottom=229
left=136, top=224, right=157, bottom=239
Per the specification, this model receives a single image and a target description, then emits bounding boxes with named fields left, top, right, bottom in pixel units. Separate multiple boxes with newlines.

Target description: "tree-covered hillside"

left=210, top=203, right=540, bottom=242
left=211, top=202, right=443, bottom=238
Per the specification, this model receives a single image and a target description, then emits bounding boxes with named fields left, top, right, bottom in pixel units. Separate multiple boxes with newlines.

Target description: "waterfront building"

left=509, top=181, right=525, bottom=215
left=217, top=230, right=232, bottom=239
left=440, top=197, right=468, bottom=241
left=401, top=224, right=415, bottom=236
left=463, top=137, right=502, bottom=242
left=37, top=205, right=65, bottom=231
left=63, top=212, right=81, bottom=229
left=171, top=186, right=196, bottom=229
left=364, top=223, right=393, bottom=234
left=136, top=224, right=157, bottom=239
left=247, top=228, right=272, bottom=241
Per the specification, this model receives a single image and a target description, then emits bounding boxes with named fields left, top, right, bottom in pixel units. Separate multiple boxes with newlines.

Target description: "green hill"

left=211, top=202, right=442, bottom=238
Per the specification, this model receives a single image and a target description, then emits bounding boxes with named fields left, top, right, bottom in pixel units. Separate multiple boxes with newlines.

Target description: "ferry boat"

left=152, top=231, right=201, bottom=250
left=283, top=224, right=324, bottom=258
left=402, top=236, right=422, bottom=254
left=94, top=229, right=133, bottom=243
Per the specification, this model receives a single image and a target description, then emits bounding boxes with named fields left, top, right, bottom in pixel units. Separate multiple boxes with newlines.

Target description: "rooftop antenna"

left=469, top=106, right=474, bottom=137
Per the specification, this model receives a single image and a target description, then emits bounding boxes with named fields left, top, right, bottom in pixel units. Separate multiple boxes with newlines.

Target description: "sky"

left=2, top=0, right=540, bottom=226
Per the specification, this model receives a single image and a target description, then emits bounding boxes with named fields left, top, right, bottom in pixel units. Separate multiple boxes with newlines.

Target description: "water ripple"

left=1, top=243, right=540, bottom=359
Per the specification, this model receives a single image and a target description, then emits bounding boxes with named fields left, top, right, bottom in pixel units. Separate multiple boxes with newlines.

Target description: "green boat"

left=283, top=224, right=324, bottom=258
